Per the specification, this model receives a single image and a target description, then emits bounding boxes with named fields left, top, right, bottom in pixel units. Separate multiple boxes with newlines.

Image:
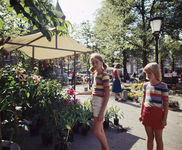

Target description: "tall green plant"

left=110, top=105, right=124, bottom=120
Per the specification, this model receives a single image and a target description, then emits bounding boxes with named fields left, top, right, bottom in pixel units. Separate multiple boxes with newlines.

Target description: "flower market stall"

left=3, top=27, right=93, bottom=90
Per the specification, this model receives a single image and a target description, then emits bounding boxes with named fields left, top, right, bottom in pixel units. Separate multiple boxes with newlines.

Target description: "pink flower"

left=67, top=88, right=75, bottom=95
left=33, top=75, right=38, bottom=80
left=71, top=98, right=81, bottom=104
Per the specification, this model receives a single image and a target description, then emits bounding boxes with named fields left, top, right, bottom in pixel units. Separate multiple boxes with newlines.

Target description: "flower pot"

left=72, top=124, right=79, bottom=133
left=68, top=129, right=74, bottom=142
left=41, top=133, right=53, bottom=146
left=1, top=140, right=20, bottom=150
left=103, top=120, right=109, bottom=129
left=114, top=118, right=119, bottom=125
left=133, top=99, right=139, bottom=103
left=54, top=143, right=67, bottom=150
left=168, top=107, right=180, bottom=111
left=29, top=125, right=39, bottom=137
left=81, top=127, right=88, bottom=136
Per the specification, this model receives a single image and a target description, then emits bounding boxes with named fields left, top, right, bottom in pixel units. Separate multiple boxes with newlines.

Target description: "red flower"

left=67, top=88, right=75, bottom=95
left=44, top=62, right=48, bottom=67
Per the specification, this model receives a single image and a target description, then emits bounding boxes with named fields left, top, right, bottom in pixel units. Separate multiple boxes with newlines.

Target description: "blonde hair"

left=143, top=62, right=162, bottom=81
left=89, top=53, right=107, bottom=73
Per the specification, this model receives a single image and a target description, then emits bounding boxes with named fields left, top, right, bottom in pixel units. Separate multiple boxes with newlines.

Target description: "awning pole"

left=32, top=47, right=34, bottom=71
left=56, top=34, right=57, bottom=49
left=88, top=56, right=91, bottom=89
left=74, top=52, right=76, bottom=90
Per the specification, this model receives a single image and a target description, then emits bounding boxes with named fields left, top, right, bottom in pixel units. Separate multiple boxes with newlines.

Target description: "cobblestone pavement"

left=20, top=84, right=182, bottom=150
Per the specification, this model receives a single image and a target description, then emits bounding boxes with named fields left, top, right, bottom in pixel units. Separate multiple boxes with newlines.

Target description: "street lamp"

left=149, top=16, right=163, bottom=63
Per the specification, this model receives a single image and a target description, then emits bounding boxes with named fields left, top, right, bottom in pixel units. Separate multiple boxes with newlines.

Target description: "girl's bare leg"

left=93, top=117, right=109, bottom=150
left=145, top=126, right=154, bottom=150
left=114, top=93, right=117, bottom=99
left=154, top=129, right=163, bottom=150
left=118, top=93, right=123, bottom=100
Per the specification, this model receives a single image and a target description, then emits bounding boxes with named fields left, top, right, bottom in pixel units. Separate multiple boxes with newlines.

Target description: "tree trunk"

left=142, top=49, right=147, bottom=68
left=123, top=50, right=127, bottom=82
left=111, top=57, right=114, bottom=67
left=172, top=55, right=175, bottom=71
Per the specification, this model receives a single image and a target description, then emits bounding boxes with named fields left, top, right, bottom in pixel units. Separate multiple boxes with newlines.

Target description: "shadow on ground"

left=68, top=122, right=145, bottom=150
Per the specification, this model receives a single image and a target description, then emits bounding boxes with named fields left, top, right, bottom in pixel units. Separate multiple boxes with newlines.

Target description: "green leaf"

left=27, top=92, right=30, bottom=98
left=0, top=101, right=8, bottom=111
left=0, top=18, right=3, bottom=28
left=33, top=25, right=38, bottom=30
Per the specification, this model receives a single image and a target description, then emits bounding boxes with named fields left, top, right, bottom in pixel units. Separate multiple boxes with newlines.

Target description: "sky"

left=53, top=0, right=103, bottom=25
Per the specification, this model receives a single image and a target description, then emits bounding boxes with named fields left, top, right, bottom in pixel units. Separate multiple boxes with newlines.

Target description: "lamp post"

left=149, top=16, right=163, bottom=63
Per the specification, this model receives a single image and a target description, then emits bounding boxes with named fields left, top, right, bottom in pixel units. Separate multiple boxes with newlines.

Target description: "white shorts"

left=90, top=96, right=106, bottom=117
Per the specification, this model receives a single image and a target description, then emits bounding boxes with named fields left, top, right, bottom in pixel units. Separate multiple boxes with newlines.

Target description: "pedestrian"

left=139, top=62, right=169, bottom=150
left=75, top=53, right=110, bottom=150
left=172, top=69, right=177, bottom=84
left=112, top=63, right=124, bottom=101
left=71, top=69, right=77, bottom=85
left=82, top=75, right=86, bottom=87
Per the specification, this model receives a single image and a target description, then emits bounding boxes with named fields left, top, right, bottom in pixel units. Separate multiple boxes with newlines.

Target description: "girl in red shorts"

left=139, top=62, right=169, bottom=150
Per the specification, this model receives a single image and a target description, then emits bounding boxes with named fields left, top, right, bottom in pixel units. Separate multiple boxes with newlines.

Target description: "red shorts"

left=142, top=106, right=164, bottom=130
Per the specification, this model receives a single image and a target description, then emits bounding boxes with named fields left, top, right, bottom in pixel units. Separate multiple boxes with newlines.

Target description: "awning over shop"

left=3, top=28, right=93, bottom=60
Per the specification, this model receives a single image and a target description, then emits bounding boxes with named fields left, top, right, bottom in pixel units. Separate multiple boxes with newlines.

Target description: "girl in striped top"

left=75, top=53, right=110, bottom=150
left=139, top=62, right=169, bottom=150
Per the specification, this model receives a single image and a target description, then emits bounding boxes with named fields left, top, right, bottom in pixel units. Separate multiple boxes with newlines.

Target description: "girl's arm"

left=111, top=71, right=114, bottom=81
left=117, top=70, right=122, bottom=83
left=139, top=96, right=145, bottom=121
left=161, top=101, right=168, bottom=127
left=75, top=90, right=92, bottom=95
left=98, top=88, right=110, bottom=122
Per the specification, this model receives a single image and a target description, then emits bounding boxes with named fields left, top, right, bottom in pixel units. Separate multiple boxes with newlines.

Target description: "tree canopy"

left=0, top=0, right=70, bottom=41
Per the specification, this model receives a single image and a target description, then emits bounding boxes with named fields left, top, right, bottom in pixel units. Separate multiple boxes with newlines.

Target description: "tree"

left=69, top=21, right=94, bottom=73
left=94, top=0, right=182, bottom=70
left=93, top=1, right=127, bottom=68
left=0, top=0, right=70, bottom=41
left=164, top=36, right=182, bottom=71
left=157, top=0, right=182, bottom=41
left=0, top=0, right=29, bottom=37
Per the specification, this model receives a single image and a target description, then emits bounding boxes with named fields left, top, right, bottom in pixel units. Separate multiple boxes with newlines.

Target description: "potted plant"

left=54, top=110, right=71, bottom=150
left=110, top=105, right=124, bottom=125
left=78, top=105, right=92, bottom=136
left=0, top=66, right=24, bottom=150
left=36, top=79, right=63, bottom=146
left=23, top=73, right=42, bottom=137
left=103, top=107, right=114, bottom=129
left=63, top=113, right=78, bottom=142
left=82, top=99, right=92, bottom=129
